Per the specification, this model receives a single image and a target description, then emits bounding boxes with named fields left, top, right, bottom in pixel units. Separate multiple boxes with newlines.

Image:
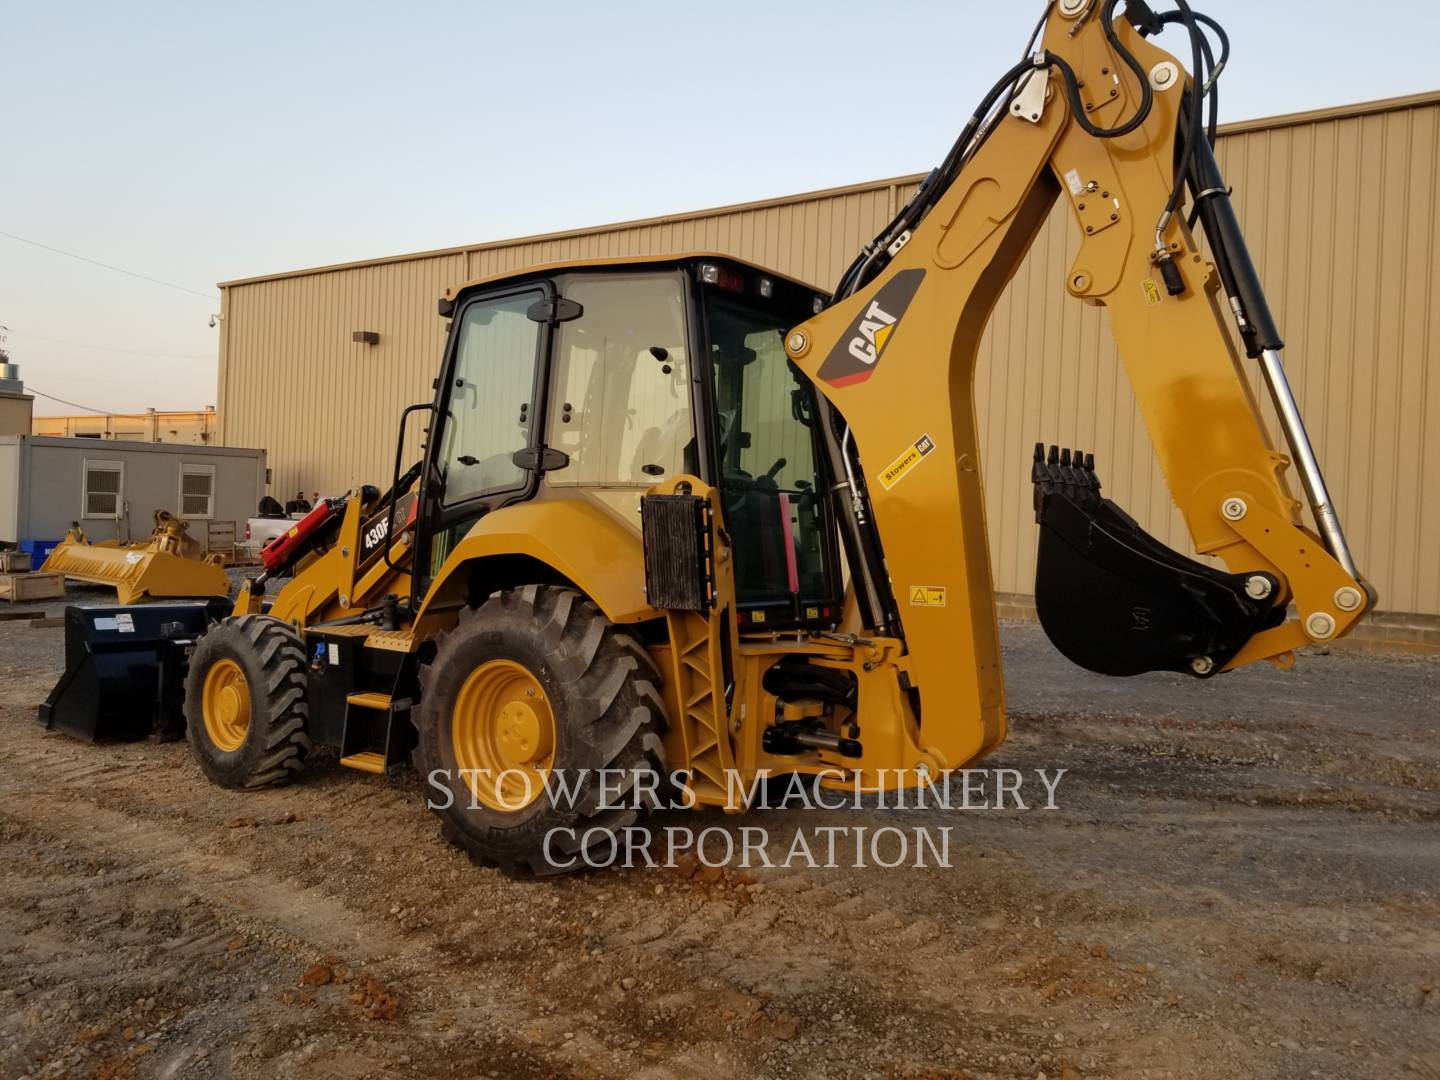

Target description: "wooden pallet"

left=206, top=520, right=237, bottom=558
left=0, top=572, right=65, bottom=603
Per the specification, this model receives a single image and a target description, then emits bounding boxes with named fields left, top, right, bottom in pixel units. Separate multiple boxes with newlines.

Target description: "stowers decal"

left=817, top=268, right=926, bottom=387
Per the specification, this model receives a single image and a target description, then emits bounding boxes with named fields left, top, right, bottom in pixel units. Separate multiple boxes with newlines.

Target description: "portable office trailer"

left=0, top=436, right=266, bottom=548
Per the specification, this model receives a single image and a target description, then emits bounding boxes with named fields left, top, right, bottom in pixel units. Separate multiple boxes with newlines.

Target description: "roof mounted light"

left=698, top=262, right=745, bottom=293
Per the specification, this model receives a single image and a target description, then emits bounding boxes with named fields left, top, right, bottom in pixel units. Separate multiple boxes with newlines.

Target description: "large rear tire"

left=184, top=615, right=312, bottom=788
left=415, top=585, right=668, bottom=877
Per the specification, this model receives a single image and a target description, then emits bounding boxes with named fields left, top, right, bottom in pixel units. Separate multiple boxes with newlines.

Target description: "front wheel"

left=414, top=585, right=668, bottom=877
left=184, top=615, right=312, bottom=788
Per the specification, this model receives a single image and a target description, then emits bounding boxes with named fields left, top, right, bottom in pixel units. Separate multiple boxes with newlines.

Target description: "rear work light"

left=698, top=263, right=745, bottom=293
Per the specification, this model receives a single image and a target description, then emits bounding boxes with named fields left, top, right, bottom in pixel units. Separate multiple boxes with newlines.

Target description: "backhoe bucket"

left=1030, top=444, right=1282, bottom=678
left=42, top=512, right=231, bottom=604
left=37, top=600, right=231, bottom=742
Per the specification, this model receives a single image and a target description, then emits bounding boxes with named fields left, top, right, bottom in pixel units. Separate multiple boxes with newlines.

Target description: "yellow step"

left=345, top=691, right=393, bottom=710
left=339, top=752, right=386, bottom=774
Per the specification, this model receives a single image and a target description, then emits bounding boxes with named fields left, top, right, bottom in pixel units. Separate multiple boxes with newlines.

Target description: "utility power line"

left=0, top=229, right=218, bottom=301
left=26, top=386, right=113, bottom=414
left=6, top=327, right=212, bottom=361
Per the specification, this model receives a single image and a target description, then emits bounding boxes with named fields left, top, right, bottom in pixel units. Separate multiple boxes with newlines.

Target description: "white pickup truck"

left=241, top=514, right=300, bottom=556
left=239, top=497, right=314, bottom=556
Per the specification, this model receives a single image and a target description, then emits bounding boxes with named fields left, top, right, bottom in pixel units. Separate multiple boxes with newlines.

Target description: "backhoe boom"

left=782, top=0, right=1370, bottom=771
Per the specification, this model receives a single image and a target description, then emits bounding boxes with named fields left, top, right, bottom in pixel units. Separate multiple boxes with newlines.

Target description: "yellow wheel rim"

left=202, top=658, right=251, bottom=753
left=451, top=659, right=556, bottom=812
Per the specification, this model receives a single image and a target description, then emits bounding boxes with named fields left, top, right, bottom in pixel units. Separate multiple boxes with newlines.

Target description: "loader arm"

left=783, top=0, right=1371, bottom=771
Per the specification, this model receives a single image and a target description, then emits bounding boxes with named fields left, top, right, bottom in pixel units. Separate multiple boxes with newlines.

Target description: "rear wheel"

left=184, top=615, right=312, bottom=788
left=415, top=585, right=668, bottom=877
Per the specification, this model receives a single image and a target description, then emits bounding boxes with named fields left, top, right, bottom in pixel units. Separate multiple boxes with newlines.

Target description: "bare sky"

left=2, top=0, right=1435, bottom=416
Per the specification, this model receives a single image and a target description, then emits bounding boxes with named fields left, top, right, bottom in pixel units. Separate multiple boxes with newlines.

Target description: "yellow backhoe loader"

left=44, top=0, right=1374, bottom=875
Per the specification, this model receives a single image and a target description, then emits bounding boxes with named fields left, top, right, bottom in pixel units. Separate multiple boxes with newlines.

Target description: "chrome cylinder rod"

left=1256, top=348, right=1359, bottom=579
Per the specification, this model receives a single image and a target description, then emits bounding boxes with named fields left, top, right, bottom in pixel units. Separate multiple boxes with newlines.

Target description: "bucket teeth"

left=1032, top=441, right=1102, bottom=516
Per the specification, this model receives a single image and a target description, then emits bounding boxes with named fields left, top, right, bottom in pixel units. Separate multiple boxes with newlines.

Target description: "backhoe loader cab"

left=416, top=256, right=844, bottom=631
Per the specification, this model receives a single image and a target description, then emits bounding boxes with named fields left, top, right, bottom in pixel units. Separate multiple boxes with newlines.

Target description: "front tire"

left=415, top=585, right=668, bottom=877
left=184, top=615, right=312, bottom=788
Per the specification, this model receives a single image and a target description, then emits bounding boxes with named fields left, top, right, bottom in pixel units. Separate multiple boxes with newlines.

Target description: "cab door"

left=416, top=282, right=554, bottom=596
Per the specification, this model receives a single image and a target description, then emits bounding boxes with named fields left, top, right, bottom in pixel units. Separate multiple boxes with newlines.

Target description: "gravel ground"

left=0, top=585, right=1436, bottom=1080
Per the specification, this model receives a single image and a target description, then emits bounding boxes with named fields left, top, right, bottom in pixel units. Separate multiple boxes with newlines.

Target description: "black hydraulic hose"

left=838, top=0, right=1168, bottom=302
left=839, top=2, right=1165, bottom=300
left=912, top=58, right=1038, bottom=218
left=1047, top=0, right=1156, bottom=139
left=1147, top=9, right=1228, bottom=146
left=832, top=3, right=1053, bottom=302
left=835, top=55, right=1039, bottom=300
left=1156, top=0, right=1208, bottom=240
left=1163, top=10, right=1230, bottom=90
left=1163, top=10, right=1229, bottom=144
left=1195, top=22, right=1219, bottom=146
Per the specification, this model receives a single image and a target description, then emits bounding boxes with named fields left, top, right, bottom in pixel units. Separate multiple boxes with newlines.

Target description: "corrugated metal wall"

left=219, top=92, right=1440, bottom=618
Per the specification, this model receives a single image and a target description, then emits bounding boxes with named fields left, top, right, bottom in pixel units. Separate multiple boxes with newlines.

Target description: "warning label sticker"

left=1142, top=278, right=1163, bottom=307
left=877, top=434, right=937, bottom=491
left=909, top=586, right=948, bottom=608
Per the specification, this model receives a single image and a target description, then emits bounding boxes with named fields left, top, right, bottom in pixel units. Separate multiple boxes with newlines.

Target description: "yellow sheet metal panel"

left=218, top=94, right=1440, bottom=618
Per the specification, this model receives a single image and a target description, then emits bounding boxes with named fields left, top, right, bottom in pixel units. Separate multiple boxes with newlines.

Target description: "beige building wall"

left=32, top=407, right=220, bottom=444
left=218, top=91, right=1440, bottom=620
left=0, top=393, right=33, bottom=437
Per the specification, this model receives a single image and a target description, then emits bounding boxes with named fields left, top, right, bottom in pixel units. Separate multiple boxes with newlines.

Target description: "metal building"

left=217, top=91, right=1440, bottom=635
left=33, top=407, right=221, bottom=444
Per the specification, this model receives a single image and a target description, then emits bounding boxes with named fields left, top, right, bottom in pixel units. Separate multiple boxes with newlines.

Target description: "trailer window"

left=83, top=460, right=123, bottom=519
left=180, top=463, right=215, bottom=519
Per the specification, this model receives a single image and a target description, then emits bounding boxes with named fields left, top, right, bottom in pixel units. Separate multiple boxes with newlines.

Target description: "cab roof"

left=441, top=252, right=826, bottom=306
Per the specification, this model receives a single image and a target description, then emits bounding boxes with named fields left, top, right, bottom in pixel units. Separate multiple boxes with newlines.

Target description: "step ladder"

left=338, top=689, right=415, bottom=775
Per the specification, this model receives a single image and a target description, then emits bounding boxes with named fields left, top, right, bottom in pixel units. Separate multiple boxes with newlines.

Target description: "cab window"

left=438, top=290, right=543, bottom=506
left=547, top=272, right=695, bottom=487
left=709, top=295, right=834, bottom=607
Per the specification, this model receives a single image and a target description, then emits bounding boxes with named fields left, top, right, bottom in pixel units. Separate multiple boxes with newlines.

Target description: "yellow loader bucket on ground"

left=42, top=511, right=231, bottom=605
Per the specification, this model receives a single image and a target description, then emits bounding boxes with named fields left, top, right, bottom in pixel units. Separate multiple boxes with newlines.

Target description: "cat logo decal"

left=817, top=268, right=925, bottom=387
